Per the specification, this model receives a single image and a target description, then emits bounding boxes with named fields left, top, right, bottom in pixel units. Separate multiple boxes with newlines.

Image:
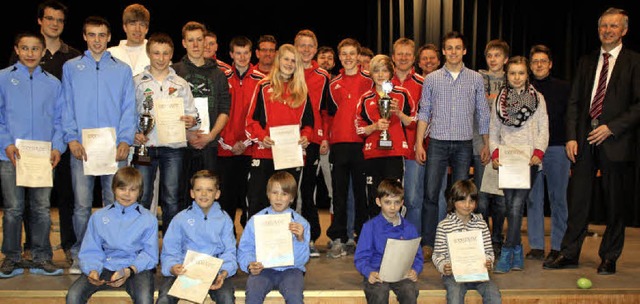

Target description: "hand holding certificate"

left=156, top=97, right=187, bottom=144
left=254, top=213, right=294, bottom=268
left=378, top=237, right=421, bottom=282
left=270, top=125, right=304, bottom=170
left=15, top=139, right=53, bottom=187
left=446, top=230, right=489, bottom=282
left=498, top=145, right=532, bottom=189
left=168, top=250, right=223, bottom=304
left=82, top=128, right=117, bottom=176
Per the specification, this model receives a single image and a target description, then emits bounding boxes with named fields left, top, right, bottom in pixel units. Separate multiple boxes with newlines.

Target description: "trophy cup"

left=134, top=96, right=155, bottom=165
left=377, top=80, right=394, bottom=150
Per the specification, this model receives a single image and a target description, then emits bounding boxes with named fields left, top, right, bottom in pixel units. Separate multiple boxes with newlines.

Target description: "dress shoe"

left=526, top=249, right=545, bottom=260
left=597, top=259, right=616, bottom=275
left=544, top=250, right=560, bottom=265
left=543, top=254, right=579, bottom=269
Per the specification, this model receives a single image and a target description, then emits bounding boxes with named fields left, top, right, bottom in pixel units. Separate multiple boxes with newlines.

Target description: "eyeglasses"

left=531, top=59, right=550, bottom=65
left=43, top=16, right=65, bottom=24
left=260, top=48, right=276, bottom=53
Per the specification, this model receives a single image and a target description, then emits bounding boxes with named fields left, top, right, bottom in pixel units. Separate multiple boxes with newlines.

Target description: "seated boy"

left=237, top=171, right=310, bottom=304
left=66, top=167, right=158, bottom=304
left=354, top=178, right=423, bottom=304
left=157, top=170, right=236, bottom=304
left=432, top=179, right=502, bottom=304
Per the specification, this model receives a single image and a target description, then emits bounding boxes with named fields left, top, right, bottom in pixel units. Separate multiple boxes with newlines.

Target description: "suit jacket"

left=566, top=46, right=640, bottom=162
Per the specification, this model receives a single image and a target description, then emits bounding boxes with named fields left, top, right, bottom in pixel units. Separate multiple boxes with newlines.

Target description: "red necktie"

left=589, top=53, right=611, bottom=119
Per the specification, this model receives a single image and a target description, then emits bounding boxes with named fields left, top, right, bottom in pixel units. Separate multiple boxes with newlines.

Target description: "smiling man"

left=107, top=4, right=150, bottom=77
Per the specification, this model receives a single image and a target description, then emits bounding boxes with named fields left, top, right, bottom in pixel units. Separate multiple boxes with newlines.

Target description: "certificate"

left=378, top=237, right=421, bottom=282
left=447, top=230, right=489, bottom=282
left=168, top=250, right=223, bottom=304
left=194, top=97, right=210, bottom=134
left=479, top=163, right=503, bottom=196
left=498, top=144, right=532, bottom=189
left=15, top=139, right=52, bottom=188
left=254, top=213, right=294, bottom=268
left=155, top=97, right=186, bottom=144
left=270, top=125, right=304, bottom=170
left=82, top=128, right=117, bottom=176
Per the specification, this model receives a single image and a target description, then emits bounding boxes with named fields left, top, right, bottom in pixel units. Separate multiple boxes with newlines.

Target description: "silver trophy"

left=134, top=96, right=155, bottom=165
left=377, top=80, right=393, bottom=150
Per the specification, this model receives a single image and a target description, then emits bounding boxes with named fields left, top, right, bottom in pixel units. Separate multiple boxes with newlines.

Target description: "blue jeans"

left=527, top=146, right=569, bottom=251
left=405, top=159, right=447, bottom=243
left=66, top=269, right=154, bottom=304
left=1, top=161, right=53, bottom=262
left=473, top=155, right=506, bottom=245
left=442, top=275, right=502, bottom=304
left=503, top=167, right=538, bottom=248
left=70, top=157, right=126, bottom=257
left=134, top=147, right=183, bottom=234
left=424, top=139, right=472, bottom=247
left=245, top=268, right=304, bottom=304
left=363, top=278, right=418, bottom=304
left=157, top=275, right=235, bottom=304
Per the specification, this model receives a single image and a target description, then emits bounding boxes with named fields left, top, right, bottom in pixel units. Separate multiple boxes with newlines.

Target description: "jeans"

left=424, top=139, right=472, bottom=247
left=442, top=275, right=502, bottom=304
left=70, top=157, right=126, bottom=257
left=527, top=146, right=569, bottom=251
left=1, top=161, right=53, bottom=262
left=363, top=278, right=418, bottom=304
left=473, top=155, right=506, bottom=245
left=66, top=269, right=154, bottom=304
left=503, top=167, right=538, bottom=248
left=134, top=147, right=183, bottom=235
left=157, top=275, right=235, bottom=304
left=245, top=268, right=304, bottom=304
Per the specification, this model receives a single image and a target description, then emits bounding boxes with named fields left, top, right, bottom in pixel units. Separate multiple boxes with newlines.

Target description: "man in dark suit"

left=544, top=7, right=640, bottom=275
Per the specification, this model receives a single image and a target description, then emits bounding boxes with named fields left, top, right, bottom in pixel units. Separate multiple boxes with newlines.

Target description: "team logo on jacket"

left=10, top=78, right=19, bottom=86
left=102, top=216, right=110, bottom=225
left=187, top=218, right=195, bottom=226
left=76, top=63, right=86, bottom=70
left=168, top=87, right=177, bottom=96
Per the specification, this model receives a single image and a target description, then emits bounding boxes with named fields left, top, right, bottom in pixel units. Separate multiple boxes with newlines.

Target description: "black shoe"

left=526, top=249, right=545, bottom=260
left=492, top=242, right=502, bottom=258
left=544, top=250, right=560, bottom=265
left=543, top=254, right=579, bottom=269
left=597, top=259, right=616, bottom=275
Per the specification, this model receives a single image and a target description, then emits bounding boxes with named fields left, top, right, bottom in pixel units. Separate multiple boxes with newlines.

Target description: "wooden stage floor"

left=1, top=208, right=639, bottom=303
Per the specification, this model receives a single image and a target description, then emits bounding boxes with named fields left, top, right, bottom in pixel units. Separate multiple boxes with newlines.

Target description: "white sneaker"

left=68, top=259, right=81, bottom=275
left=309, top=241, right=320, bottom=258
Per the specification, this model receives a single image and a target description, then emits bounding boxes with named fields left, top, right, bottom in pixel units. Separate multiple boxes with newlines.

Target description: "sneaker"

left=526, top=249, right=545, bottom=260
left=68, top=258, right=81, bottom=275
left=0, top=259, right=24, bottom=279
left=327, top=240, right=346, bottom=258
left=544, top=250, right=561, bottom=265
left=30, top=260, right=63, bottom=276
left=344, top=239, right=357, bottom=255
left=309, top=241, right=320, bottom=258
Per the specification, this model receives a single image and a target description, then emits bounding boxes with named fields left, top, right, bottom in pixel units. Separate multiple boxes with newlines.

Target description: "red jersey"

left=391, top=70, right=422, bottom=159
left=218, top=65, right=265, bottom=157
left=304, top=61, right=331, bottom=144
left=326, top=68, right=373, bottom=144
left=245, top=79, right=314, bottom=160
left=355, top=87, right=412, bottom=159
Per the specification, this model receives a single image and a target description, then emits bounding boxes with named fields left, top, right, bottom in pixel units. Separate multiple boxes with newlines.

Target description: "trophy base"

left=133, top=154, right=152, bottom=166
left=378, top=140, right=393, bottom=150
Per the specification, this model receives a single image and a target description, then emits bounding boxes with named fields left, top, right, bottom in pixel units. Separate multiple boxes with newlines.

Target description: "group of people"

left=0, top=1, right=639, bottom=303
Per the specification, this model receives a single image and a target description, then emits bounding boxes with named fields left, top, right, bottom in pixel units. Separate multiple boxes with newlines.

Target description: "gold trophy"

left=134, top=96, right=154, bottom=165
left=377, top=80, right=393, bottom=150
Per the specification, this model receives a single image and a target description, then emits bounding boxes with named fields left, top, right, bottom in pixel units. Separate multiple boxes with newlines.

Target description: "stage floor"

left=1, top=208, right=639, bottom=303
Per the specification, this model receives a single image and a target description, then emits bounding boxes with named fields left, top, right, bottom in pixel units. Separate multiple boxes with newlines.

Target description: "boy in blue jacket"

left=157, top=170, right=236, bottom=304
left=354, top=178, right=423, bottom=304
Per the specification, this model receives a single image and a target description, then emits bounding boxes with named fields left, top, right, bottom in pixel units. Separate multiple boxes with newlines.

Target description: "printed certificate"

left=270, top=125, right=304, bottom=170
left=82, top=127, right=117, bottom=176
left=15, top=139, right=52, bottom=187
left=254, top=213, right=294, bottom=268
left=156, top=97, right=186, bottom=144
left=447, top=230, right=489, bottom=282
left=498, top=145, right=532, bottom=189
left=379, top=237, right=421, bottom=282
left=168, top=250, right=223, bottom=303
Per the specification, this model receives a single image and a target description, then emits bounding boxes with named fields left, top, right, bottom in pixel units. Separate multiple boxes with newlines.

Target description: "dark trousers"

left=180, top=145, right=218, bottom=211
left=561, top=143, right=634, bottom=262
left=246, top=158, right=301, bottom=221
left=53, top=150, right=76, bottom=251
left=326, top=143, right=368, bottom=242
left=365, top=156, right=405, bottom=218
left=218, top=155, right=251, bottom=231
left=299, top=143, right=321, bottom=241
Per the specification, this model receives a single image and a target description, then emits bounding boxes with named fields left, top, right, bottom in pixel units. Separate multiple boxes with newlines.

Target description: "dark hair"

left=146, top=32, right=174, bottom=54
left=442, top=31, right=466, bottom=49
left=111, top=167, right=144, bottom=198
left=317, top=46, right=335, bottom=56
left=38, top=0, right=68, bottom=20
left=446, top=179, right=477, bottom=213
left=230, top=36, right=252, bottom=50
left=418, top=43, right=439, bottom=57
left=376, top=178, right=404, bottom=199
left=181, top=21, right=206, bottom=39
left=267, top=171, right=297, bottom=198
left=14, top=31, right=46, bottom=48
left=190, top=170, right=220, bottom=189
left=484, top=39, right=510, bottom=56
left=360, top=46, right=374, bottom=58
left=83, top=16, right=111, bottom=34
left=258, top=34, right=277, bottom=46
left=529, top=44, right=553, bottom=62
